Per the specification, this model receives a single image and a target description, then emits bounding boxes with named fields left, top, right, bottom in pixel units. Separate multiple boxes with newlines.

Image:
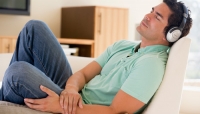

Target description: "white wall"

left=0, top=0, right=62, bottom=37
left=0, top=0, right=162, bottom=40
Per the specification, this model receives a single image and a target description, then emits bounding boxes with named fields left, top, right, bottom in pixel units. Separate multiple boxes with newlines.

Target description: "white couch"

left=0, top=38, right=200, bottom=114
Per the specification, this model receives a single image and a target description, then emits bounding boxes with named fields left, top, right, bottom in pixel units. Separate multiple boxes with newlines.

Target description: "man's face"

left=137, top=3, right=172, bottom=43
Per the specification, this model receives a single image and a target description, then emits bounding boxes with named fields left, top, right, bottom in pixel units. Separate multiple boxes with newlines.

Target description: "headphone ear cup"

left=166, top=27, right=182, bottom=42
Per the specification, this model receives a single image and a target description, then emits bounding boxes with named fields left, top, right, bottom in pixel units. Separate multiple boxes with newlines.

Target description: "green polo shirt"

left=81, top=40, right=169, bottom=105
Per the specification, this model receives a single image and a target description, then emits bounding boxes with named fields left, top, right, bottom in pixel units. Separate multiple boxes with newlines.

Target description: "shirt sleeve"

left=95, top=40, right=125, bottom=67
left=121, top=56, right=166, bottom=104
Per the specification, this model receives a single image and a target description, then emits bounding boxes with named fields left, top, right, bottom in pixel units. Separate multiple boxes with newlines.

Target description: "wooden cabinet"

left=61, top=6, right=128, bottom=57
left=0, top=36, right=17, bottom=53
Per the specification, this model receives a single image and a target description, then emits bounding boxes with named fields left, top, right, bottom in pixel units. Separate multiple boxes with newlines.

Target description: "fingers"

left=68, top=96, right=77, bottom=114
left=60, top=94, right=64, bottom=108
left=65, top=96, right=76, bottom=114
left=24, top=98, right=44, bottom=105
left=40, top=85, right=57, bottom=97
left=68, top=95, right=73, bottom=112
left=59, top=89, right=83, bottom=114
left=25, top=101, right=44, bottom=111
left=63, top=96, right=69, bottom=113
left=72, top=97, right=78, bottom=114
left=60, top=90, right=67, bottom=108
left=24, top=99, right=47, bottom=112
left=78, top=99, right=83, bottom=109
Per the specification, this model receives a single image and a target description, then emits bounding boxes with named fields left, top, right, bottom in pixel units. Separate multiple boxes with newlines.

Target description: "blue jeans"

left=0, top=20, right=72, bottom=104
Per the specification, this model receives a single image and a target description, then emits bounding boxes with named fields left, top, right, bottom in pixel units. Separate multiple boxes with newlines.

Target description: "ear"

left=162, top=36, right=167, bottom=41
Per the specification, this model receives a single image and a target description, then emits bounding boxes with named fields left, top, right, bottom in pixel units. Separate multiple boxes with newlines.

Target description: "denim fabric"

left=0, top=20, right=72, bottom=104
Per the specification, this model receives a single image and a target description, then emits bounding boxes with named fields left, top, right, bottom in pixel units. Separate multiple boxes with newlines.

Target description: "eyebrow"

left=152, top=7, right=164, bottom=19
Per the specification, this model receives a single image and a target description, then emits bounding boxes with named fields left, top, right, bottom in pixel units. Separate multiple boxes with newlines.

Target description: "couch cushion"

left=0, top=101, right=51, bottom=114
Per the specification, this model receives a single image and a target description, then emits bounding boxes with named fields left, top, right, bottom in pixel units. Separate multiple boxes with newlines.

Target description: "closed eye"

left=156, top=15, right=161, bottom=21
left=152, top=7, right=163, bottom=21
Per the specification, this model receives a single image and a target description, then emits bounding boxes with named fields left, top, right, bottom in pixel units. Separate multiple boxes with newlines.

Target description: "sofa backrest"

left=142, top=37, right=191, bottom=114
left=0, top=53, right=94, bottom=81
left=67, top=56, right=94, bottom=73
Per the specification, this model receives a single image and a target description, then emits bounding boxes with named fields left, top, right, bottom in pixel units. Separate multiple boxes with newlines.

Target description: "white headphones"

left=166, top=4, right=188, bottom=42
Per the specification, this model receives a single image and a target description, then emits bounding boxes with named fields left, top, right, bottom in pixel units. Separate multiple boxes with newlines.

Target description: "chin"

left=136, top=26, right=143, bottom=34
left=136, top=26, right=141, bottom=33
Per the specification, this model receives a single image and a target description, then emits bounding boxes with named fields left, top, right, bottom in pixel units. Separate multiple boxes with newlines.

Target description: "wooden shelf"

left=57, top=38, right=94, bottom=45
left=57, top=38, right=95, bottom=57
left=0, top=36, right=95, bottom=57
left=0, top=36, right=17, bottom=38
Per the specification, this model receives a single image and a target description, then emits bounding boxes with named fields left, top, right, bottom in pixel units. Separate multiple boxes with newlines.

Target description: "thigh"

left=1, top=61, right=63, bottom=104
left=10, top=20, right=72, bottom=88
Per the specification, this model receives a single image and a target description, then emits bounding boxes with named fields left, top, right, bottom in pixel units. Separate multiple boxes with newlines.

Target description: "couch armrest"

left=0, top=53, right=12, bottom=81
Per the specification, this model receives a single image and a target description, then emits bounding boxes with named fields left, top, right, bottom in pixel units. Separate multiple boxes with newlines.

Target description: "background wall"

left=0, top=0, right=161, bottom=40
left=0, top=0, right=62, bottom=37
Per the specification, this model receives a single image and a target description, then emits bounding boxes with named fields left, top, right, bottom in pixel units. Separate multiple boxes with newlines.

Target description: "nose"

left=145, top=14, right=151, bottom=21
left=145, top=16, right=150, bottom=21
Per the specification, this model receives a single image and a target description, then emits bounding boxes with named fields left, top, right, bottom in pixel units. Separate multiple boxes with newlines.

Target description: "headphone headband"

left=179, top=4, right=188, bottom=31
left=166, top=3, right=188, bottom=42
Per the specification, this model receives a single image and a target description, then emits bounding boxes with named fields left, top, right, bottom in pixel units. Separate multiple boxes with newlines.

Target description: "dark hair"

left=163, top=0, right=192, bottom=47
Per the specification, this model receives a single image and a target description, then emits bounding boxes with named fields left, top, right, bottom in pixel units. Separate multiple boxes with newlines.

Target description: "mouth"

left=141, top=20, right=148, bottom=28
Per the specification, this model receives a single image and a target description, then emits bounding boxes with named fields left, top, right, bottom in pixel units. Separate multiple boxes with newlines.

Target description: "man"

left=0, top=0, right=192, bottom=114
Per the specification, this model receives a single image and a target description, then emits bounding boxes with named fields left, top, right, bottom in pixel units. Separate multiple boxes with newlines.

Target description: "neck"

left=140, top=37, right=169, bottom=48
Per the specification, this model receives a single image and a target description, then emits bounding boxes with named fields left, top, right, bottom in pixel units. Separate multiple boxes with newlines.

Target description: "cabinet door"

left=61, top=6, right=95, bottom=39
left=0, top=37, right=17, bottom=53
left=94, top=7, right=108, bottom=57
left=94, top=7, right=128, bottom=57
left=10, top=38, right=17, bottom=52
left=0, top=38, right=11, bottom=53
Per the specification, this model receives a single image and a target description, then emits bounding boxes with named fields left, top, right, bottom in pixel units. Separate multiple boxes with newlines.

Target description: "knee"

left=3, top=61, right=32, bottom=82
left=25, top=20, right=47, bottom=29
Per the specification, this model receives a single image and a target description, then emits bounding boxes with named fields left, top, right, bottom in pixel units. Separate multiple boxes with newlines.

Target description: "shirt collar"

left=132, top=43, right=169, bottom=53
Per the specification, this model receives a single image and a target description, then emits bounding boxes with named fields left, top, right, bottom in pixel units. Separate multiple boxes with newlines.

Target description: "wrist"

left=65, top=84, right=79, bottom=91
left=57, top=106, right=64, bottom=114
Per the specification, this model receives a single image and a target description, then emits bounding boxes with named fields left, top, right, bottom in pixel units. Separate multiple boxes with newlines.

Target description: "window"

left=178, top=0, right=200, bottom=79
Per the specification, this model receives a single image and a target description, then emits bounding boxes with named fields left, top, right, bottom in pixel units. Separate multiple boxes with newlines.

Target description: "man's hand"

left=59, top=61, right=101, bottom=114
left=24, top=85, right=63, bottom=113
left=60, top=85, right=83, bottom=114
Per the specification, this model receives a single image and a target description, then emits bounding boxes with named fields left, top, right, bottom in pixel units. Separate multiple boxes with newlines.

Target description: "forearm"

left=76, top=104, right=119, bottom=114
left=65, top=61, right=101, bottom=91
left=65, top=71, right=86, bottom=91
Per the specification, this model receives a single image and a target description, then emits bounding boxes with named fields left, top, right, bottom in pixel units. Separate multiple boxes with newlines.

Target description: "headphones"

left=166, top=4, right=188, bottom=42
